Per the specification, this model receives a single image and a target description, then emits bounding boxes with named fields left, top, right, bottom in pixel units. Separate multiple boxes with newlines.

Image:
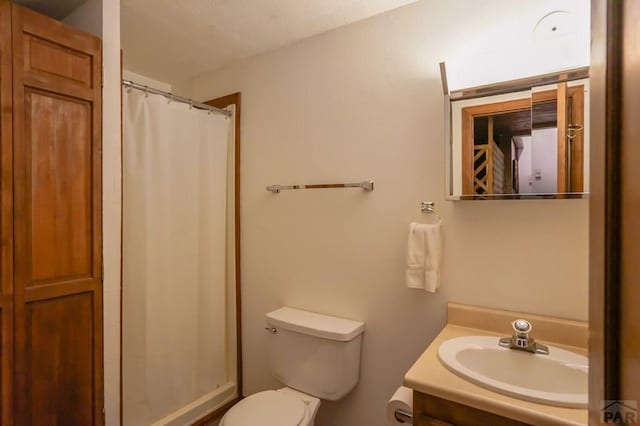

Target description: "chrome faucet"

left=498, top=319, right=549, bottom=355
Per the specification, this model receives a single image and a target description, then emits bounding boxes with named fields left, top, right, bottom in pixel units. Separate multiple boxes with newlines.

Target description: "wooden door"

left=11, top=5, right=103, bottom=425
left=0, top=1, right=13, bottom=424
left=556, top=82, right=569, bottom=193
left=567, top=87, right=585, bottom=192
left=557, top=83, right=585, bottom=193
left=460, top=98, right=531, bottom=195
left=590, top=0, right=640, bottom=422
left=619, top=0, right=640, bottom=403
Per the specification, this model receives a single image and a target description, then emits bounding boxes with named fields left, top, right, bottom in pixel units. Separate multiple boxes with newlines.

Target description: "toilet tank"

left=265, top=307, right=365, bottom=401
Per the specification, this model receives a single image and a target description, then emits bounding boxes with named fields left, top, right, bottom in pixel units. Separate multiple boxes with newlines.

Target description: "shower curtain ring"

left=143, top=86, right=149, bottom=98
left=167, top=95, right=173, bottom=104
left=189, top=100, right=193, bottom=110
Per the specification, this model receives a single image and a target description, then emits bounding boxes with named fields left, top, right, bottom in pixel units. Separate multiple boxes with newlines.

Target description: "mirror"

left=445, top=68, right=589, bottom=200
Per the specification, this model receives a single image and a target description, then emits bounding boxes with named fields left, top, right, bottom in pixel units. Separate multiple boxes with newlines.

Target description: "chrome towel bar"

left=267, top=180, right=374, bottom=194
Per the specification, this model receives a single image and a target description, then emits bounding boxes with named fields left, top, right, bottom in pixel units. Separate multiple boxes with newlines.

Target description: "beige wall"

left=123, top=70, right=172, bottom=92
left=187, top=1, right=588, bottom=425
left=66, top=1, right=122, bottom=424
left=63, top=0, right=102, bottom=36
left=101, top=0, right=121, bottom=422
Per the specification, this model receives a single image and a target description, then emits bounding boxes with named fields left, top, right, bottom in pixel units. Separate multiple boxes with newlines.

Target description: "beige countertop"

left=403, top=304, right=588, bottom=426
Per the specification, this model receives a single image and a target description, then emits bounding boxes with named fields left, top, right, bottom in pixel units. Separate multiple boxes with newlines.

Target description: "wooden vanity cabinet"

left=0, top=2, right=103, bottom=424
left=413, top=392, right=532, bottom=426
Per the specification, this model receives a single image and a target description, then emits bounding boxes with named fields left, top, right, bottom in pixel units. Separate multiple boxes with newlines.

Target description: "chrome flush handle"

left=264, top=327, right=277, bottom=334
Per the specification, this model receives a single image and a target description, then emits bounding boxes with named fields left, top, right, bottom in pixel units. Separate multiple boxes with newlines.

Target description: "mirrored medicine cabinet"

left=443, top=65, right=589, bottom=200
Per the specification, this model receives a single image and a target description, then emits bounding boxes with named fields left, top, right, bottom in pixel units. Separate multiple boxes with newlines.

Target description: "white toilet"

left=220, top=307, right=365, bottom=426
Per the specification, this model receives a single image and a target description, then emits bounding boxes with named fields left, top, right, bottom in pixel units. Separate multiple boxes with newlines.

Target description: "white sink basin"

left=438, top=336, right=588, bottom=408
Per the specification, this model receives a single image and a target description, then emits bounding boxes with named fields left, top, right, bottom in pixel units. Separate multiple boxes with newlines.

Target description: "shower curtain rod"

left=122, top=80, right=232, bottom=117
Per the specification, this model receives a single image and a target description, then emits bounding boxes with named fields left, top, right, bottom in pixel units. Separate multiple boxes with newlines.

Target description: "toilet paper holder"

left=395, top=409, right=412, bottom=423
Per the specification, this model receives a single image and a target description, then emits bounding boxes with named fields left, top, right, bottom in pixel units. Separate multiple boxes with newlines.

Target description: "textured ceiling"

left=441, top=0, right=590, bottom=90
left=13, top=0, right=89, bottom=19
left=121, top=0, right=420, bottom=84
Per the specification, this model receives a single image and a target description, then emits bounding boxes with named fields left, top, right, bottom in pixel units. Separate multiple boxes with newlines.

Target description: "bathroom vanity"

left=404, top=304, right=588, bottom=426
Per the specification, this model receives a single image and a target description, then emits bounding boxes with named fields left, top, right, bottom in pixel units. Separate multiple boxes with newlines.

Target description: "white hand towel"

left=405, top=221, right=442, bottom=292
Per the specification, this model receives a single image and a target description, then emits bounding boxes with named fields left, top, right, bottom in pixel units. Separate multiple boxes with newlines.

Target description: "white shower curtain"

left=122, top=89, right=231, bottom=424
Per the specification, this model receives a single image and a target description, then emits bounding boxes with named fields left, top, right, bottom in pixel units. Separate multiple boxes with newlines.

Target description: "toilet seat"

left=220, top=390, right=307, bottom=426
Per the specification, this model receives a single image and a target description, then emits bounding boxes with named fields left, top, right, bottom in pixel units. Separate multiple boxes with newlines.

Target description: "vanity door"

left=414, top=392, right=532, bottom=426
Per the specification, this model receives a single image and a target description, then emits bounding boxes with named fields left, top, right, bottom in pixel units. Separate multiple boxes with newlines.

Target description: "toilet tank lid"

left=266, top=307, right=365, bottom=342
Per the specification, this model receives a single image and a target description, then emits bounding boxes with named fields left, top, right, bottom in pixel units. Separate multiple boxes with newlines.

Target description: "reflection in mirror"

left=460, top=92, right=531, bottom=195
left=446, top=69, right=589, bottom=200
left=531, top=81, right=587, bottom=194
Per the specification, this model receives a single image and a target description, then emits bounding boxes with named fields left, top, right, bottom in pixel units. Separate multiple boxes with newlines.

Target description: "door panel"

left=25, top=293, right=94, bottom=425
left=17, top=7, right=97, bottom=102
left=25, top=89, right=93, bottom=284
left=24, top=35, right=93, bottom=88
left=11, top=4, right=103, bottom=424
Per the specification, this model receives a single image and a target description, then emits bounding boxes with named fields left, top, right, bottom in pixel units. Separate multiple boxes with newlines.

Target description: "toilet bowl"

left=220, top=387, right=320, bottom=426
left=220, top=307, right=364, bottom=426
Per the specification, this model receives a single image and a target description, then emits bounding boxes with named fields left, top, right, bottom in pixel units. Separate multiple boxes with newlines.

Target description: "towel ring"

left=420, top=201, right=442, bottom=221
